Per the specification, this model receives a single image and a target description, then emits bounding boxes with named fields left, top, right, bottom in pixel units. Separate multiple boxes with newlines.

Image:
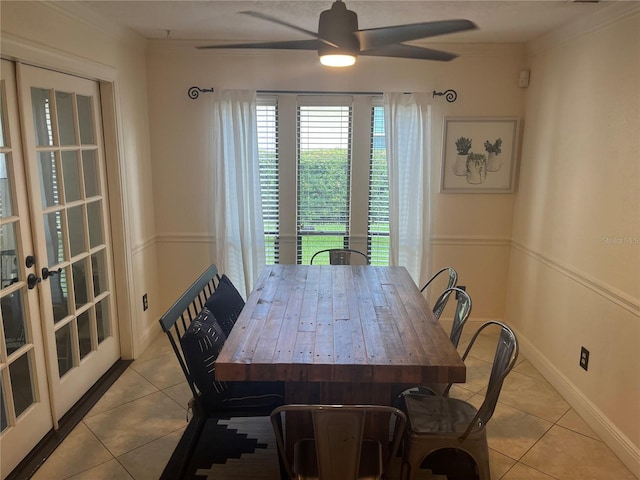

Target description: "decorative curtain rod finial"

left=432, top=89, right=457, bottom=103
left=188, top=86, right=215, bottom=99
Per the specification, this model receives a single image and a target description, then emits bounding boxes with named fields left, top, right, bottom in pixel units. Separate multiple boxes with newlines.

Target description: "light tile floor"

left=32, top=327, right=637, bottom=480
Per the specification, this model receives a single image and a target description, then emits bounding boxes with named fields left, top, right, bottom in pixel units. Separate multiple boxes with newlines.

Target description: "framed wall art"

left=441, top=117, right=520, bottom=193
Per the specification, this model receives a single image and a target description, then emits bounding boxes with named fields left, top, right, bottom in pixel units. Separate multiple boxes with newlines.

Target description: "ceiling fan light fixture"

left=320, top=53, right=356, bottom=67
left=198, top=1, right=477, bottom=64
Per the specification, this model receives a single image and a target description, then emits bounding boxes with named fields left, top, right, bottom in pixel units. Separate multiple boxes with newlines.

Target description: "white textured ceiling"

left=72, top=1, right=619, bottom=44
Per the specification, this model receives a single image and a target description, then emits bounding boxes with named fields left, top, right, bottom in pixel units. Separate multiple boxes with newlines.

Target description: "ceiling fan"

left=197, top=0, right=477, bottom=66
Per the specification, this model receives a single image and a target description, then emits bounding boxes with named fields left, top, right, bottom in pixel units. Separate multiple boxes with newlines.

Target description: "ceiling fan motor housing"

left=318, top=0, right=360, bottom=55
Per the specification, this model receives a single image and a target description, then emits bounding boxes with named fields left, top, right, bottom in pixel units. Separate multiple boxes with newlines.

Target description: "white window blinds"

left=257, top=98, right=279, bottom=264
left=296, top=100, right=352, bottom=264
left=368, top=104, right=389, bottom=265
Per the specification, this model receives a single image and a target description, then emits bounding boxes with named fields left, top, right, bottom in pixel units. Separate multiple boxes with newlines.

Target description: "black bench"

left=159, top=264, right=284, bottom=479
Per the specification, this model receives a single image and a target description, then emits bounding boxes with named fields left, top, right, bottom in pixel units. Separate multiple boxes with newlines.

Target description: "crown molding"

left=527, top=2, right=640, bottom=56
left=44, top=0, right=146, bottom=45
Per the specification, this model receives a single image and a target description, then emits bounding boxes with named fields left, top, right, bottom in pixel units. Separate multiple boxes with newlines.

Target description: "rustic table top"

left=216, top=264, right=466, bottom=385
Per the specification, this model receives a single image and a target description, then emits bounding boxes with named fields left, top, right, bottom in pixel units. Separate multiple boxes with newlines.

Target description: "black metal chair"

left=310, top=248, right=370, bottom=265
left=158, top=264, right=284, bottom=479
left=401, top=321, right=518, bottom=480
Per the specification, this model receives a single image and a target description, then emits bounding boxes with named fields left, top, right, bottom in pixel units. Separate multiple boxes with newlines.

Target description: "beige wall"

left=507, top=10, right=640, bottom=474
left=146, top=41, right=526, bottom=319
left=0, top=1, right=158, bottom=357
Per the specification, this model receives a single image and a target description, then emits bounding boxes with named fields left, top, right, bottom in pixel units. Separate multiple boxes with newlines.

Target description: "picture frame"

left=441, top=117, right=520, bottom=193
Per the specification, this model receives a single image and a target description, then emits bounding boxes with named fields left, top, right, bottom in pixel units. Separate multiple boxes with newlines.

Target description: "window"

left=257, top=94, right=389, bottom=265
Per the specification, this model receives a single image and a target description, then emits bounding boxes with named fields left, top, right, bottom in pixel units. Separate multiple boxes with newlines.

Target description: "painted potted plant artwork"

left=441, top=117, right=520, bottom=193
left=484, top=138, right=503, bottom=172
left=466, top=152, right=487, bottom=184
left=453, top=137, right=472, bottom=175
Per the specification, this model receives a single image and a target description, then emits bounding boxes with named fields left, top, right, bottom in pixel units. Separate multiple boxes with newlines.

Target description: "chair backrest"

left=158, top=264, right=222, bottom=403
left=420, top=267, right=457, bottom=319
left=455, top=321, right=518, bottom=440
left=435, top=287, right=472, bottom=348
left=310, top=249, right=370, bottom=265
left=271, top=404, right=406, bottom=480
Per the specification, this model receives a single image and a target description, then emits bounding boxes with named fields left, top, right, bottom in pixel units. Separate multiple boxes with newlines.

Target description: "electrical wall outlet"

left=456, top=285, right=466, bottom=299
left=580, top=346, right=589, bottom=371
left=143, top=293, right=149, bottom=311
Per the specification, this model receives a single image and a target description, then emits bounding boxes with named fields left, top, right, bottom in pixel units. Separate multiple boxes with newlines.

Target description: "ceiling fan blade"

left=356, top=19, right=476, bottom=51
left=240, top=11, right=339, bottom=49
left=197, top=39, right=322, bottom=51
left=359, top=44, right=458, bottom=61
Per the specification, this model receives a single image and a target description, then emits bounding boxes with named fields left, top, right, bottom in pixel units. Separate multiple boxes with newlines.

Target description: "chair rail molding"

left=132, top=235, right=157, bottom=255
left=511, top=240, right=639, bottom=316
left=431, top=235, right=512, bottom=247
left=156, top=233, right=216, bottom=244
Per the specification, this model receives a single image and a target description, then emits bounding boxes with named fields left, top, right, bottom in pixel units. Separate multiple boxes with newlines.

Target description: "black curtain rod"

left=257, top=90, right=458, bottom=103
left=257, top=90, right=385, bottom=95
left=188, top=87, right=457, bottom=102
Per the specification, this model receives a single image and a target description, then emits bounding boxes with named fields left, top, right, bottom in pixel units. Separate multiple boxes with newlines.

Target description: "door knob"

left=25, top=255, right=36, bottom=268
left=27, top=273, right=41, bottom=289
left=42, top=267, right=62, bottom=280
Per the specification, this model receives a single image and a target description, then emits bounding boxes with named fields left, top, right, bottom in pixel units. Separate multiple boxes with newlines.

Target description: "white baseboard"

left=135, top=321, right=163, bottom=359
left=511, top=325, right=640, bottom=478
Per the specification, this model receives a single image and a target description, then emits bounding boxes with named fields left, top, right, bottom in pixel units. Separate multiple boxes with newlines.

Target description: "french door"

left=1, top=59, right=54, bottom=479
left=0, top=61, right=120, bottom=476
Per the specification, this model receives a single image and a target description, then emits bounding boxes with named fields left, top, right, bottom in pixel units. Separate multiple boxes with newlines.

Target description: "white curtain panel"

left=383, top=92, right=432, bottom=285
left=212, top=90, right=265, bottom=297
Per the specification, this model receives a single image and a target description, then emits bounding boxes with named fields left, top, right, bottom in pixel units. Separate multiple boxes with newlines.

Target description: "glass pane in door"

left=8, top=352, right=34, bottom=417
left=0, top=88, right=5, bottom=147
left=77, top=96, right=95, bottom=145
left=82, top=150, right=99, bottom=197
left=62, top=151, right=81, bottom=202
left=55, top=91, right=76, bottom=146
left=0, top=222, right=19, bottom=288
left=0, top=154, right=13, bottom=217
left=1, top=288, right=26, bottom=355
left=91, top=249, right=107, bottom=297
left=55, top=322, right=73, bottom=377
left=50, top=266, right=69, bottom=323
left=77, top=310, right=92, bottom=360
left=0, top=381, right=7, bottom=432
left=67, top=205, right=86, bottom=257
left=43, top=210, right=65, bottom=267
left=87, top=200, right=103, bottom=248
left=38, top=151, right=60, bottom=208
left=30, top=88, right=54, bottom=147
left=72, top=258, right=90, bottom=308
left=95, top=299, right=109, bottom=344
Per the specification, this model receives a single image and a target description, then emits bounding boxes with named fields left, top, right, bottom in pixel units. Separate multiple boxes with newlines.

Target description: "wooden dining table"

left=216, top=264, right=465, bottom=468
left=216, top=264, right=466, bottom=405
